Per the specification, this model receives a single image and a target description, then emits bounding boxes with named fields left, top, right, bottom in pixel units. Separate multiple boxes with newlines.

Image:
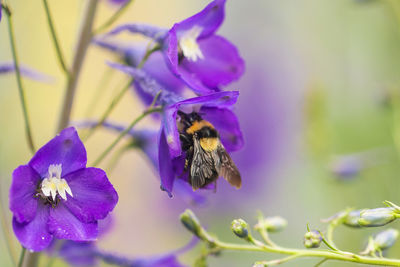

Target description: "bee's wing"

left=214, top=142, right=242, bottom=189
left=190, top=137, right=218, bottom=190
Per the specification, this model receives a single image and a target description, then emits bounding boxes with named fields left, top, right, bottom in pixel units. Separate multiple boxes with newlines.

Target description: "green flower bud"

left=231, top=219, right=249, bottom=238
left=304, top=230, right=322, bottom=248
left=343, top=210, right=362, bottom=228
left=374, top=228, right=399, bottom=250
left=358, top=208, right=397, bottom=227
left=255, top=216, right=287, bottom=233
left=180, top=209, right=201, bottom=237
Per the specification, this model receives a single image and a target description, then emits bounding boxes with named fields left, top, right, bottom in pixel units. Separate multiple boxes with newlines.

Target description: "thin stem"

left=83, top=79, right=131, bottom=141
left=82, top=43, right=160, bottom=141
left=83, top=67, right=115, bottom=118
left=42, top=0, right=69, bottom=75
left=94, top=0, right=135, bottom=35
left=4, top=3, right=36, bottom=154
left=255, top=254, right=302, bottom=266
left=57, top=0, right=99, bottom=132
left=314, top=258, right=328, bottom=267
left=21, top=252, right=39, bottom=267
left=17, top=248, right=26, bottom=267
left=91, top=107, right=162, bottom=166
left=193, top=220, right=400, bottom=266
left=0, top=181, right=17, bottom=266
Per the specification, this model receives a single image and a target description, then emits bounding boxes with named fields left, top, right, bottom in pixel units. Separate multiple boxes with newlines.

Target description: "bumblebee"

left=177, top=110, right=241, bottom=190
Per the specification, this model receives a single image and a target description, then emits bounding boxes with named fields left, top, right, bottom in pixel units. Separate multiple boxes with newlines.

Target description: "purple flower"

left=9, top=127, right=118, bottom=251
left=0, top=3, right=2, bottom=22
left=107, top=0, right=245, bottom=95
left=159, top=91, right=243, bottom=195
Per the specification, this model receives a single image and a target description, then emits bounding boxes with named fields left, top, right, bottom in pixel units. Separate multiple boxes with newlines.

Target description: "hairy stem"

left=57, top=0, right=99, bottom=132
left=42, top=0, right=69, bottom=75
left=3, top=3, right=36, bottom=154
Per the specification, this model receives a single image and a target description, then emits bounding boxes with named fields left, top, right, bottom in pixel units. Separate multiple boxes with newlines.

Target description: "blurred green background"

left=2, top=0, right=400, bottom=266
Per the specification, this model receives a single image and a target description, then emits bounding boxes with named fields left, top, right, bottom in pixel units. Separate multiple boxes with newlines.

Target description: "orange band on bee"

left=186, top=120, right=215, bottom=134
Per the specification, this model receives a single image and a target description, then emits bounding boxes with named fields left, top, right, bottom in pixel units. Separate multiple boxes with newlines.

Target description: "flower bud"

left=358, top=208, right=397, bottom=227
left=255, top=216, right=287, bottom=233
left=180, top=209, right=201, bottom=237
left=304, top=230, right=322, bottom=248
left=231, top=219, right=249, bottom=239
left=374, top=228, right=399, bottom=250
left=343, top=210, right=362, bottom=228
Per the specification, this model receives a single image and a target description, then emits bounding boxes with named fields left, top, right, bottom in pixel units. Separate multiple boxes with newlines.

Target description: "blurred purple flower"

left=94, top=40, right=185, bottom=106
left=0, top=62, right=53, bottom=82
left=9, top=127, right=118, bottom=251
left=106, top=0, right=245, bottom=95
left=54, top=236, right=197, bottom=267
left=107, top=0, right=130, bottom=5
left=329, top=155, right=364, bottom=179
left=0, top=3, right=2, bottom=22
left=159, top=91, right=243, bottom=196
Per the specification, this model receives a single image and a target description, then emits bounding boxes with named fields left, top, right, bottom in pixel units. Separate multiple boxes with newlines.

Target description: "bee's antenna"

left=177, top=110, right=187, bottom=118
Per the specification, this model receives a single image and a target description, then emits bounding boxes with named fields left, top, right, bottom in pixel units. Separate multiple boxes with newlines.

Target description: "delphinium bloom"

left=9, top=127, right=118, bottom=251
left=158, top=90, right=243, bottom=196
left=109, top=62, right=243, bottom=196
left=107, top=0, right=245, bottom=95
left=107, top=0, right=130, bottom=5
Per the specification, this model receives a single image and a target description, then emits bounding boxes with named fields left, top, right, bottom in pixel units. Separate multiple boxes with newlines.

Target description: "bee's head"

left=177, top=110, right=203, bottom=123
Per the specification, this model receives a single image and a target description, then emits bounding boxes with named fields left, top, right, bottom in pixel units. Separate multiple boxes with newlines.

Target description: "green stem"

left=21, top=252, right=39, bottom=267
left=83, top=79, right=131, bottom=141
left=0, top=181, right=17, bottom=266
left=17, top=248, right=26, bottom=267
left=42, top=0, right=69, bottom=75
left=255, top=254, right=302, bottom=266
left=91, top=107, right=162, bottom=166
left=4, top=3, right=36, bottom=154
left=83, top=67, right=115, bottom=118
left=57, top=0, right=99, bottom=132
left=194, top=223, right=400, bottom=266
left=93, top=0, right=135, bottom=35
left=82, top=43, right=160, bottom=141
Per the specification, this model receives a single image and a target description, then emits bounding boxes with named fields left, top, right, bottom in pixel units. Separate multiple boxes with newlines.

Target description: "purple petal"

left=48, top=204, right=98, bottom=241
left=107, top=23, right=167, bottom=42
left=0, top=63, right=53, bottom=82
left=29, top=127, right=87, bottom=178
left=59, top=241, right=97, bottom=267
left=108, top=62, right=183, bottom=105
left=0, top=4, right=2, bottom=22
left=174, top=179, right=207, bottom=206
left=63, top=168, right=118, bottom=223
left=12, top=203, right=53, bottom=251
left=200, top=107, right=243, bottom=152
left=158, top=129, right=175, bottom=197
left=9, top=165, right=40, bottom=223
left=173, top=0, right=226, bottom=39
left=107, top=0, right=130, bottom=6
left=180, top=35, right=245, bottom=88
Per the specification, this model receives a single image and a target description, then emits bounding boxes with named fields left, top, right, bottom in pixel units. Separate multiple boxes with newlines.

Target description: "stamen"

left=41, top=164, right=73, bottom=202
left=179, top=26, right=204, bottom=62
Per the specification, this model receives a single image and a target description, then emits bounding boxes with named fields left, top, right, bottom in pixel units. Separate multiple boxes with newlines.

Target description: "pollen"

left=41, top=164, right=73, bottom=201
left=179, top=26, right=204, bottom=62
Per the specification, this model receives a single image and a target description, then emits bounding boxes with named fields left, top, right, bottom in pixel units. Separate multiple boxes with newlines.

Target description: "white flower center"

left=41, top=164, right=73, bottom=201
left=179, top=26, right=204, bottom=62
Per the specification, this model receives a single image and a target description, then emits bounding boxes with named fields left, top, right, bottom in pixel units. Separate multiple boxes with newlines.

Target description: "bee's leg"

left=180, top=133, right=192, bottom=150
